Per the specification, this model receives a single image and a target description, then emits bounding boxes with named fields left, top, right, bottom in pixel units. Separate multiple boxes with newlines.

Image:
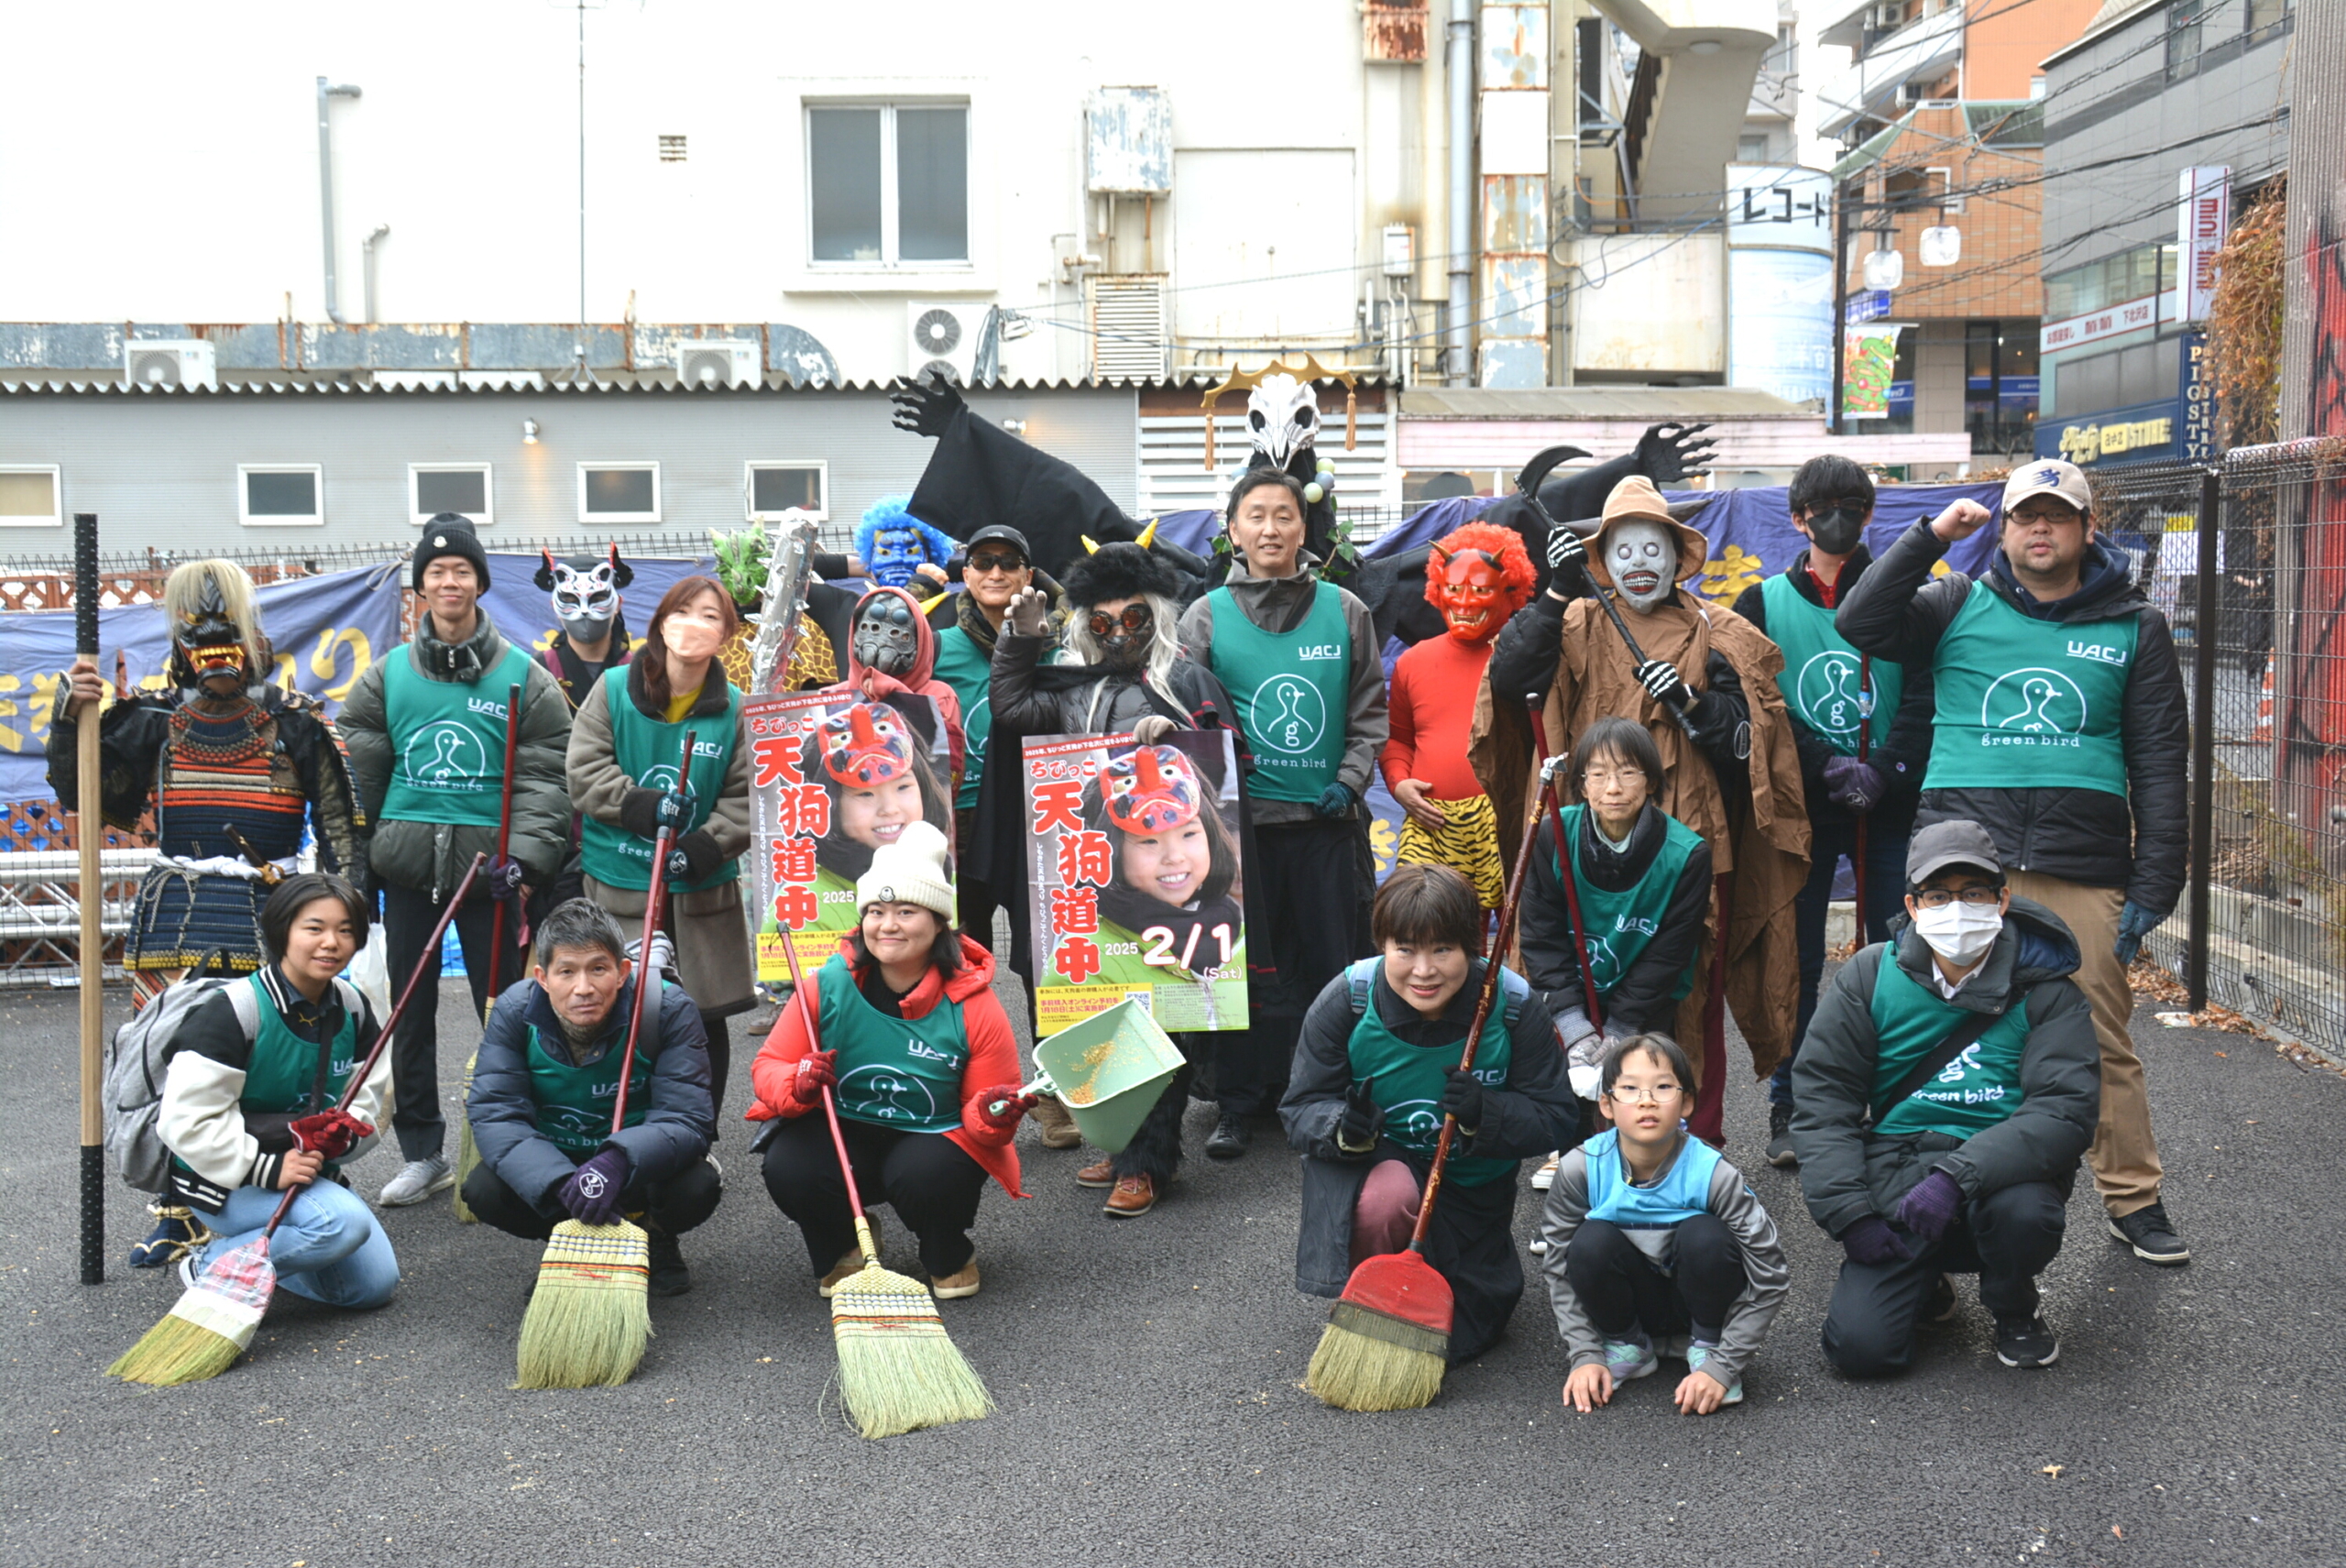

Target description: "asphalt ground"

left=3, top=965, right=2341, bottom=1568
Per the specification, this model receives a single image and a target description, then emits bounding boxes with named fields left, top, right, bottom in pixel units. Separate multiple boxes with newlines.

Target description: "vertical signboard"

left=2179, top=166, right=2231, bottom=323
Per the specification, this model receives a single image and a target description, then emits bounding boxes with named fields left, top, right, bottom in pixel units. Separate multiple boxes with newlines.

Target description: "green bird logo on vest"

left=839, top=1065, right=940, bottom=1124
left=1981, top=667, right=2088, bottom=740
left=1794, top=652, right=1867, bottom=742
left=1253, top=674, right=1327, bottom=755
left=401, top=721, right=490, bottom=792
left=1388, top=1097, right=1444, bottom=1145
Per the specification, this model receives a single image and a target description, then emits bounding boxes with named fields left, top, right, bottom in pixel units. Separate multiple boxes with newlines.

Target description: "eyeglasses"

left=1606, top=1083, right=1683, bottom=1104
left=1581, top=765, right=1645, bottom=785
left=968, top=552, right=1026, bottom=574
left=1913, top=885, right=2002, bottom=908
left=1087, top=605, right=1153, bottom=638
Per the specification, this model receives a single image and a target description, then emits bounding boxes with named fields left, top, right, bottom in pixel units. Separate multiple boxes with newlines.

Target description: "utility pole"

left=1830, top=173, right=1850, bottom=437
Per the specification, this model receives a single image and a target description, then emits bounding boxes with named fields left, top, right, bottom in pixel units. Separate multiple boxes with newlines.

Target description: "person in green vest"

left=925, top=522, right=1042, bottom=954
left=1731, top=455, right=1936, bottom=1168
left=1179, top=468, right=1388, bottom=1162
left=463, top=899, right=719, bottom=1299
left=749, top=822, right=1027, bottom=1299
left=1792, top=820, right=2100, bottom=1375
left=1283, top=863, right=1576, bottom=1362
left=155, top=873, right=399, bottom=1310
left=568, top=575, right=754, bottom=1115
left=1518, top=718, right=1714, bottom=1181
left=339, top=517, right=573, bottom=1209
left=1837, top=459, right=2192, bottom=1268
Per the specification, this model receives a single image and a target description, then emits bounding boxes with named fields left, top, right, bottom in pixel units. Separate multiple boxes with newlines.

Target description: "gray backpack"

left=103, top=961, right=260, bottom=1193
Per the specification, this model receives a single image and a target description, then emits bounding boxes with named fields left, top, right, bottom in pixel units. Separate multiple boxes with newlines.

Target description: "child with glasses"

left=1540, top=1034, right=1788, bottom=1414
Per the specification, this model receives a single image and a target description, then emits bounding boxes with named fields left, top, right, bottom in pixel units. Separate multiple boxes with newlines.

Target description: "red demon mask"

left=818, top=703, right=916, bottom=788
left=1425, top=522, right=1535, bottom=645
left=1102, top=744, right=1200, bottom=836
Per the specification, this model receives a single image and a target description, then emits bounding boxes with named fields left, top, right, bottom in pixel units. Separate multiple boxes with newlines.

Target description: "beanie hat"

left=412, top=514, right=492, bottom=592
left=855, top=819, right=955, bottom=922
left=1061, top=541, right=1179, bottom=609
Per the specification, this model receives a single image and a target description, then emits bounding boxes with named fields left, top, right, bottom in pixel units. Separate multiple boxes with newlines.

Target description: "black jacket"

left=1790, top=896, right=2099, bottom=1240
left=1836, top=521, right=2189, bottom=914
left=1518, top=801, right=1713, bottom=1038
left=1730, top=547, right=1934, bottom=831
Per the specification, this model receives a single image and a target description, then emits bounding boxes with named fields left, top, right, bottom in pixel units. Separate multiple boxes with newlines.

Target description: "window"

left=745, top=461, right=828, bottom=521
left=2045, top=243, right=2175, bottom=321
left=238, top=465, right=323, bottom=527
left=659, top=134, right=687, bottom=162
left=577, top=462, right=660, bottom=525
left=2246, top=0, right=2292, bottom=42
left=2051, top=335, right=2181, bottom=419
left=1762, top=24, right=1796, bottom=80
left=807, top=103, right=969, bottom=266
left=1738, top=134, right=1770, bottom=163
left=1964, top=321, right=2039, bottom=455
left=2165, top=0, right=2209, bottom=78
left=0, top=465, right=61, bottom=527
left=409, top=463, right=492, bottom=528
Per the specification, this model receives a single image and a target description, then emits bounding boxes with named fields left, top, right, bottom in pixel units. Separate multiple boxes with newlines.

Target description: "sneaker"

left=931, top=1261, right=981, bottom=1299
left=378, top=1157, right=454, bottom=1207
left=1925, top=1272, right=1960, bottom=1324
left=1993, top=1314, right=2060, bottom=1368
left=1685, top=1342, right=1745, bottom=1405
left=1530, top=1153, right=1562, bottom=1191
left=1766, top=1103, right=1798, bottom=1168
left=1075, top=1156, right=1118, bottom=1189
left=647, top=1230, right=690, bottom=1298
left=2107, top=1202, right=2190, bottom=1266
left=1104, top=1174, right=1157, bottom=1216
left=1600, top=1330, right=1658, bottom=1383
left=1029, top=1096, right=1084, bottom=1150
left=1528, top=1235, right=1550, bottom=1256
left=128, top=1205, right=213, bottom=1269
left=1204, top=1113, right=1251, bottom=1160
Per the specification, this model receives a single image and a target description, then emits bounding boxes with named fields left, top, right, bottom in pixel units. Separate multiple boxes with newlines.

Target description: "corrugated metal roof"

left=1398, top=386, right=1806, bottom=420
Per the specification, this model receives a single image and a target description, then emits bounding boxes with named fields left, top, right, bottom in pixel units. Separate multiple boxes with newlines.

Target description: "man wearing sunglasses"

left=1792, top=820, right=2099, bottom=1376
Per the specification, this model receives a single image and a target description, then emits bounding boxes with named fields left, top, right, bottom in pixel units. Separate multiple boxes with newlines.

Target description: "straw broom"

left=1306, top=707, right=1564, bottom=1413
left=455, top=680, right=527, bottom=1223
left=108, top=853, right=489, bottom=1385
left=511, top=737, right=696, bottom=1389
left=777, top=937, right=992, bottom=1439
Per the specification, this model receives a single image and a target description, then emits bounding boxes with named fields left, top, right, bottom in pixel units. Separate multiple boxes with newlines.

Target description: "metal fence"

left=2091, top=442, right=2346, bottom=1057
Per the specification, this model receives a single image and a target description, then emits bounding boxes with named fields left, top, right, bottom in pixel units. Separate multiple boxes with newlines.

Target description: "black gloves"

left=664, top=829, right=727, bottom=885
left=1546, top=526, right=1593, bottom=598
left=1336, top=1079, right=1383, bottom=1154
left=619, top=786, right=664, bottom=839
left=889, top=371, right=967, bottom=439
left=1635, top=658, right=1694, bottom=710
left=1313, top=781, right=1358, bottom=820
left=1440, top=1068, right=1485, bottom=1135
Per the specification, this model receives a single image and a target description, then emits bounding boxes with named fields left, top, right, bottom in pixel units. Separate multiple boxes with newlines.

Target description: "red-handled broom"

left=107, top=853, right=489, bottom=1385
left=455, top=679, right=527, bottom=1225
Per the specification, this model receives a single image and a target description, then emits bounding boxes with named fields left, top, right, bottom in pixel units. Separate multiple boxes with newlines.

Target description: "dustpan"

left=1018, top=999, right=1185, bottom=1154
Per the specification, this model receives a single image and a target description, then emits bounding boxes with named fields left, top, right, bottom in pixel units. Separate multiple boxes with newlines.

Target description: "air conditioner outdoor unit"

left=905, top=302, right=987, bottom=385
left=125, top=340, right=217, bottom=390
left=675, top=341, right=760, bottom=389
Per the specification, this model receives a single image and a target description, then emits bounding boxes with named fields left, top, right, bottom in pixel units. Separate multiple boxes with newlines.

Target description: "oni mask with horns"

left=535, top=547, right=633, bottom=642
left=1424, top=522, right=1535, bottom=646
left=162, top=559, right=268, bottom=693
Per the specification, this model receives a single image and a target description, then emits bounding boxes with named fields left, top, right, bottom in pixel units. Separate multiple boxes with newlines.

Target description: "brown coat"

left=1469, top=593, right=1810, bottom=1080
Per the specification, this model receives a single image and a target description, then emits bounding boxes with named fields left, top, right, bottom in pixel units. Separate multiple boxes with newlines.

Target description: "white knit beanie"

left=855, top=820, right=955, bottom=923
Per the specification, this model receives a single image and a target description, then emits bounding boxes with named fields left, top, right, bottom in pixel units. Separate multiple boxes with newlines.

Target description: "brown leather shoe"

left=1075, top=1157, right=1117, bottom=1189
left=931, top=1261, right=981, bottom=1299
left=817, top=1216, right=882, bottom=1296
left=1104, top=1174, right=1157, bottom=1216
left=1030, top=1094, right=1083, bottom=1150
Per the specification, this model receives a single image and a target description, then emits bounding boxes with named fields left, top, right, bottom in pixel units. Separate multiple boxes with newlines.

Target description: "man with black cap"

left=1838, top=459, right=2192, bottom=1267
left=926, top=523, right=1044, bottom=954
left=1792, top=820, right=2100, bottom=1376
left=339, top=515, right=574, bottom=1208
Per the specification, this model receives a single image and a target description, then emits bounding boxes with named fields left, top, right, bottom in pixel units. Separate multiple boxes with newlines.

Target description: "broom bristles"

left=453, top=1050, right=481, bottom=1223
left=1305, top=1312, right=1448, bottom=1412
left=513, top=1220, right=652, bottom=1389
left=108, top=1236, right=274, bottom=1386
left=829, top=1261, right=992, bottom=1439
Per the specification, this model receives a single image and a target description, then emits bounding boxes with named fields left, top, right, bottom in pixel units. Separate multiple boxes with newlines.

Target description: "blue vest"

left=1580, top=1126, right=1721, bottom=1232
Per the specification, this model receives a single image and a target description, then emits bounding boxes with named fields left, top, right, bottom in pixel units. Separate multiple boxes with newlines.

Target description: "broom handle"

left=1407, top=707, right=1560, bottom=1254
left=260, top=850, right=488, bottom=1238
left=1853, top=652, right=1871, bottom=943
left=73, top=513, right=104, bottom=1286
left=776, top=927, right=882, bottom=1264
left=484, top=681, right=525, bottom=1010
left=1540, top=770, right=1607, bottom=1031
left=607, top=737, right=696, bottom=1138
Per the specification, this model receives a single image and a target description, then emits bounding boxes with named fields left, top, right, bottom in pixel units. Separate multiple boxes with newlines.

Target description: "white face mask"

left=1913, top=901, right=2002, bottom=969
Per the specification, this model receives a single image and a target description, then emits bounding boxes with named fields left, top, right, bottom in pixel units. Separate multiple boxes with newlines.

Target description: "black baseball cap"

left=1906, top=819, right=2005, bottom=887
left=964, top=524, right=1031, bottom=564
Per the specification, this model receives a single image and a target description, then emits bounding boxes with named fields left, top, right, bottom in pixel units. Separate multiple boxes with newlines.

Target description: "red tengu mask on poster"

left=1102, top=744, right=1200, bottom=836
left=1425, top=521, right=1535, bottom=645
left=819, top=703, right=916, bottom=787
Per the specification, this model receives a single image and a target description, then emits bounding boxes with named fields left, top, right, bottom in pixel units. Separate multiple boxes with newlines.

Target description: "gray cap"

left=1906, top=819, right=2004, bottom=886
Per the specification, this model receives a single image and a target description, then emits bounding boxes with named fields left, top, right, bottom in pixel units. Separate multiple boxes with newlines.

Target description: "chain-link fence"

left=2093, top=443, right=2346, bottom=1058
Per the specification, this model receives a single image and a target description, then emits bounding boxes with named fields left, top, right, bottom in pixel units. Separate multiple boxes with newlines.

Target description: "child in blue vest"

left=1540, top=1034, right=1788, bottom=1414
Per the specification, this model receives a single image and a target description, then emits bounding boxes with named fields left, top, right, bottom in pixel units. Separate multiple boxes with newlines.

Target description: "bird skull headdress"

left=1244, top=374, right=1320, bottom=469
left=535, top=546, right=633, bottom=641
left=161, top=559, right=267, bottom=691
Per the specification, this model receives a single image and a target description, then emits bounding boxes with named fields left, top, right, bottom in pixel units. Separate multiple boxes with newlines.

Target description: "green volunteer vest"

left=1866, top=949, right=2034, bottom=1139
left=172, top=976, right=359, bottom=1182
left=817, top=954, right=968, bottom=1135
left=525, top=1017, right=652, bottom=1154
left=577, top=665, right=743, bottom=893
left=1924, top=579, right=2137, bottom=796
left=1760, top=573, right=1902, bottom=757
left=1344, top=963, right=1517, bottom=1189
left=1205, top=581, right=1350, bottom=803
left=931, top=624, right=992, bottom=810
left=1551, top=805, right=1703, bottom=1003
left=378, top=642, right=536, bottom=826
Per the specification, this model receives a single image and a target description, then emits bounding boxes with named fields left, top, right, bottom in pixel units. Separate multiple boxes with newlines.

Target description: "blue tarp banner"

left=478, top=553, right=717, bottom=664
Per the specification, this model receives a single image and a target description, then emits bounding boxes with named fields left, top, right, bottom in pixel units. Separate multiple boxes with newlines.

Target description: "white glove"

left=1131, top=714, right=1176, bottom=745
left=1565, top=1027, right=1606, bottom=1102
left=1005, top=587, right=1050, bottom=638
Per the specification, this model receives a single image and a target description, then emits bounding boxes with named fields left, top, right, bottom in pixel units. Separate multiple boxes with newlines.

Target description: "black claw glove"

left=1635, top=658, right=1694, bottom=710
left=1337, top=1079, right=1384, bottom=1154
left=665, top=829, right=726, bottom=885
left=1440, top=1068, right=1485, bottom=1135
left=1634, top=422, right=1718, bottom=485
left=889, top=372, right=967, bottom=439
left=1545, top=527, right=1594, bottom=598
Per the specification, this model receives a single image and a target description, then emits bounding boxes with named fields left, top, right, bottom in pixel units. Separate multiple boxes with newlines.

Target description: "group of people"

left=56, top=440, right=2193, bottom=1406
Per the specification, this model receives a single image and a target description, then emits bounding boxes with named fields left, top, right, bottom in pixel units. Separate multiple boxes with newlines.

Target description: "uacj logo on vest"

left=1793, top=651, right=1867, bottom=740
left=1979, top=667, right=2089, bottom=745
left=1251, top=673, right=1328, bottom=754
left=399, top=720, right=491, bottom=792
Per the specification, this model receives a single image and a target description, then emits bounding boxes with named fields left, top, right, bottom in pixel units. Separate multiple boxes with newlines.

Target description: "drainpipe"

left=316, top=77, right=363, bottom=324
left=363, top=225, right=389, bottom=323
left=1445, top=0, right=1474, bottom=384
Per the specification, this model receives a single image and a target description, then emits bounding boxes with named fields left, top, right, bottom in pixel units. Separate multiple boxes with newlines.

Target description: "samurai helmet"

left=1102, top=744, right=1201, bottom=837
left=1245, top=372, right=1320, bottom=468
left=161, top=559, right=265, bottom=691
left=818, top=702, right=916, bottom=788
left=535, top=546, right=632, bottom=641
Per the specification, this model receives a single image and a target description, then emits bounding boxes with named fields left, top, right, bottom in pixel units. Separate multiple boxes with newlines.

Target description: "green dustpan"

left=1025, top=999, right=1185, bottom=1155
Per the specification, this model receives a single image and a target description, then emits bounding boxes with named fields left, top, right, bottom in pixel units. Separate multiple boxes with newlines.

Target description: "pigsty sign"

left=1024, top=729, right=1248, bottom=1037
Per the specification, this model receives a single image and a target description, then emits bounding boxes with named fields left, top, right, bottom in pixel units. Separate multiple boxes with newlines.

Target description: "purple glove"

left=1895, top=1169, right=1964, bottom=1245
left=1822, top=755, right=1887, bottom=813
left=486, top=854, right=526, bottom=902
left=559, top=1148, right=630, bottom=1228
left=1839, top=1215, right=1909, bottom=1266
